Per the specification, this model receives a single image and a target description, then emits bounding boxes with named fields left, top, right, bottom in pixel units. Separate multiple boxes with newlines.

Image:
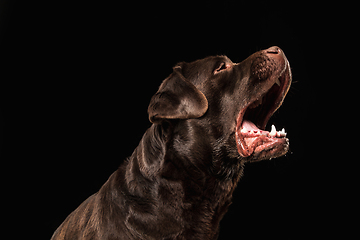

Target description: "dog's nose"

left=266, top=46, right=281, bottom=54
left=264, top=46, right=285, bottom=67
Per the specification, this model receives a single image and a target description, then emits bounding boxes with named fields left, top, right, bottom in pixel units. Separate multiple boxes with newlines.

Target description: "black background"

left=1, top=0, right=348, bottom=239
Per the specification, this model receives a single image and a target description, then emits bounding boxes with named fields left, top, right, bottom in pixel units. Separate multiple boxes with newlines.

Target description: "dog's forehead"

left=175, top=55, right=233, bottom=80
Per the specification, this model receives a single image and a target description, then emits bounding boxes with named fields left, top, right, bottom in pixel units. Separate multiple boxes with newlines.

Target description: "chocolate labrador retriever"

left=51, top=46, right=292, bottom=240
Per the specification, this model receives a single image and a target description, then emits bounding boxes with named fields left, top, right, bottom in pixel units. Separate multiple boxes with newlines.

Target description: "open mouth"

left=235, top=61, right=292, bottom=158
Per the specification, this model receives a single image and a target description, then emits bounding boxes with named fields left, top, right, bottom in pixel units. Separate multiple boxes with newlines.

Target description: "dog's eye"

left=214, top=62, right=229, bottom=74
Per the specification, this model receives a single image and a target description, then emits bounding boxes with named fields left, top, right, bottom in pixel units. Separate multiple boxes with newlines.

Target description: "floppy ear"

left=148, top=66, right=208, bottom=124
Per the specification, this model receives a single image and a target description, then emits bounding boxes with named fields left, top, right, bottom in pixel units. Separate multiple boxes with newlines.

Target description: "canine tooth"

left=269, top=125, right=277, bottom=137
left=275, top=78, right=281, bottom=86
left=271, top=125, right=276, bottom=132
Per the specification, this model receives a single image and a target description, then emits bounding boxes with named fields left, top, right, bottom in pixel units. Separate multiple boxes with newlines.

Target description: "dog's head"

left=148, top=46, right=291, bottom=163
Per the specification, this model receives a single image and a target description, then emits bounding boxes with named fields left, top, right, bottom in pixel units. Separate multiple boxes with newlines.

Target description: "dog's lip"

left=235, top=121, right=288, bottom=158
left=235, top=60, right=291, bottom=158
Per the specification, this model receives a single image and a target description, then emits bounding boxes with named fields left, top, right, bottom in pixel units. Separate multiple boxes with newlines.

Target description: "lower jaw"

left=235, top=131, right=289, bottom=159
left=248, top=139, right=289, bottom=162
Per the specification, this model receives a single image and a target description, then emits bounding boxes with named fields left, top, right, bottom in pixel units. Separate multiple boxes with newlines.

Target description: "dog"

left=51, top=46, right=292, bottom=240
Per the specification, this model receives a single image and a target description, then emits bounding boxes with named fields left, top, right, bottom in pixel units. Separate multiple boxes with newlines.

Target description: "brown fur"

left=52, top=46, right=291, bottom=240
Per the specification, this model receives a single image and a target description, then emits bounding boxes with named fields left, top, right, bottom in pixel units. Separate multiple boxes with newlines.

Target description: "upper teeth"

left=275, top=78, right=281, bottom=86
left=269, top=124, right=287, bottom=137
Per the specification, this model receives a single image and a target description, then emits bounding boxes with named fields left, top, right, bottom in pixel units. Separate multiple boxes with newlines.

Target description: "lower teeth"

left=240, top=124, right=287, bottom=138
left=269, top=124, right=287, bottom=137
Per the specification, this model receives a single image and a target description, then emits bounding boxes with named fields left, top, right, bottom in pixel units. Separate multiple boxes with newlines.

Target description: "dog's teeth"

left=271, top=124, right=276, bottom=132
left=269, top=124, right=277, bottom=137
left=243, top=124, right=287, bottom=138
left=280, top=128, right=287, bottom=137
left=275, top=78, right=281, bottom=86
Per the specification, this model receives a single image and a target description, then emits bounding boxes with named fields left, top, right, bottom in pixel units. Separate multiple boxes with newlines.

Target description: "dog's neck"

left=121, top=122, right=244, bottom=238
left=126, top=124, right=166, bottom=180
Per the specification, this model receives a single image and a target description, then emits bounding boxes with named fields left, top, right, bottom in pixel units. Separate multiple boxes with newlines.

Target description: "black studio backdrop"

left=2, top=1, right=327, bottom=239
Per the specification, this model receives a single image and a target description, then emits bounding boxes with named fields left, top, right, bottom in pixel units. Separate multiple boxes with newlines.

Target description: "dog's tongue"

left=237, top=119, right=269, bottom=157
left=241, top=120, right=260, bottom=131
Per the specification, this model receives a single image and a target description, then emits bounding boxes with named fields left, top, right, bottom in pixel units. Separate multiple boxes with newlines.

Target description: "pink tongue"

left=241, top=120, right=260, bottom=131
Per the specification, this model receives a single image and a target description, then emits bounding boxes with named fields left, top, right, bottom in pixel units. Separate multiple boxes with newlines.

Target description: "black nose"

left=266, top=46, right=281, bottom=54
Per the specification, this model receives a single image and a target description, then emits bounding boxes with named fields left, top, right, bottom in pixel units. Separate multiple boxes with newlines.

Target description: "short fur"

left=52, top=46, right=291, bottom=240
